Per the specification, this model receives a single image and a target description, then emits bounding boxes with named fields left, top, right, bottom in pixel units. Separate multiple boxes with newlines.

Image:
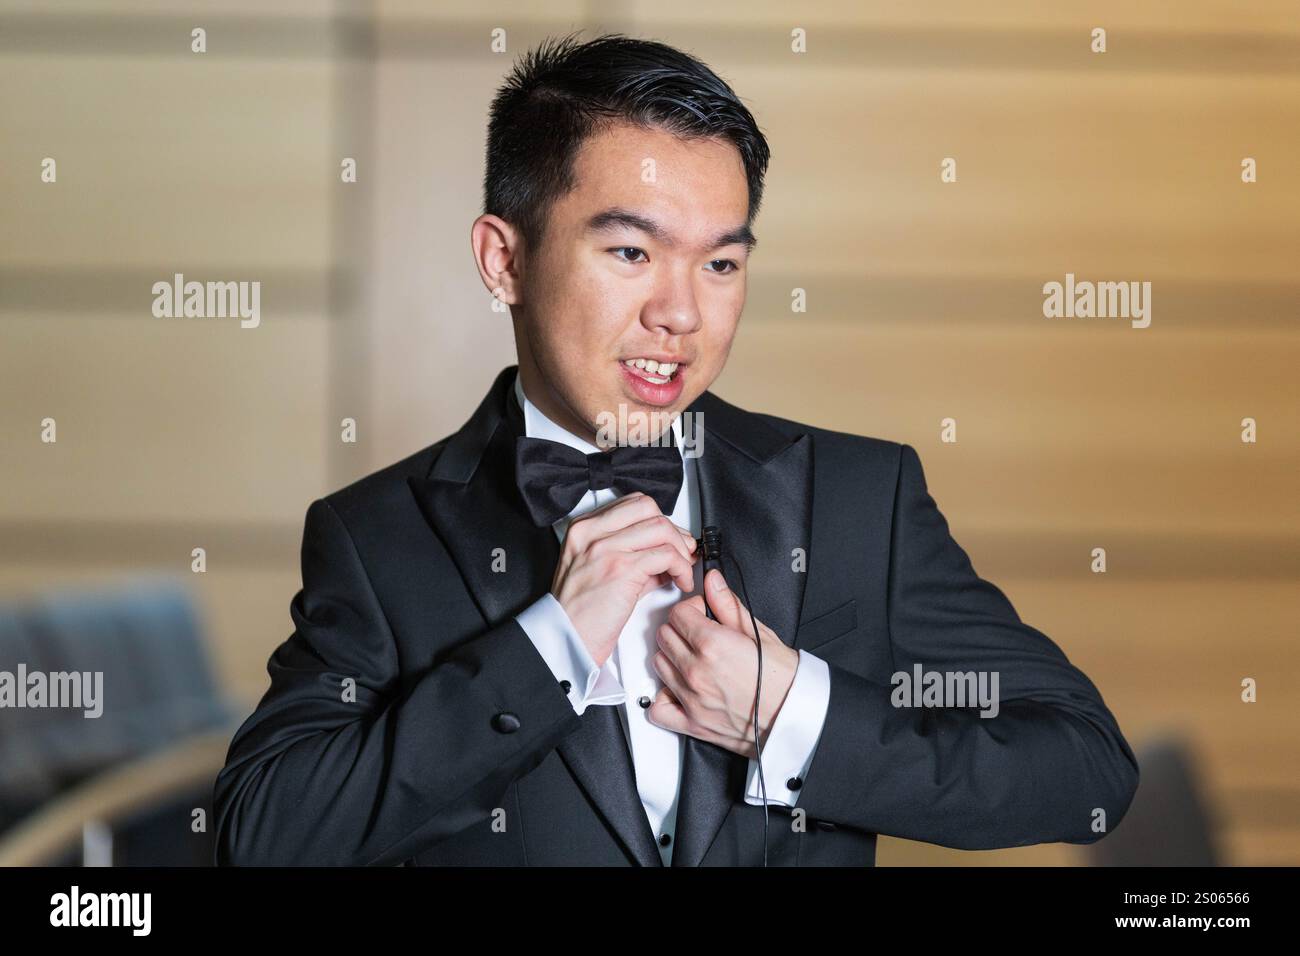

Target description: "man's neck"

left=515, top=372, right=600, bottom=454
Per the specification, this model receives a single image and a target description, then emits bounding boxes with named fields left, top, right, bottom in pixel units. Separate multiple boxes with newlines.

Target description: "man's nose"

left=640, top=269, right=703, bottom=336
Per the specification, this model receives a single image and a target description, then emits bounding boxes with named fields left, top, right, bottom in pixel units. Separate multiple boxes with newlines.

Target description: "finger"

left=567, top=493, right=695, bottom=554
left=668, top=596, right=719, bottom=650
left=646, top=685, right=689, bottom=734
left=651, top=650, right=691, bottom=708
left=592, top=514, right=696, bottom=565
left=633, top=545, right=696, bottom=594
left=704, top=568, right=747, bottom=629
left=676, top=594, right=708, bottom=616
left=563, top=492, right=657, bottom=552
left=640, top=571, right=674, bottom=601
left=655, top=621, right=695, bottom=672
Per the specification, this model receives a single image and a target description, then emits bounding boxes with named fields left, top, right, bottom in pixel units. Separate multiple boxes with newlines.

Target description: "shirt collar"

left=513, top=370, right=686, bottom=458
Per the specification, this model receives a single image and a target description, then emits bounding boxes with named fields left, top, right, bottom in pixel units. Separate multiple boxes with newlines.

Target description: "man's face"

left=512, top=121, right=753, bottom=445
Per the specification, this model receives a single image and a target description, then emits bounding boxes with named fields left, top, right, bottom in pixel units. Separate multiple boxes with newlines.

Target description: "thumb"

left=706, top=568, right=746, bottom=626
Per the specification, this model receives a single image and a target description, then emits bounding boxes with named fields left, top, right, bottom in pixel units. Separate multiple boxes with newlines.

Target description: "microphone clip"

left=695, top=525, right=723, bottom=563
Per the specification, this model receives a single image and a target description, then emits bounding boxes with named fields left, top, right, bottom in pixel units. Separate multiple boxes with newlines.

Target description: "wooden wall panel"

left=1, top=0, right=1294, bottom=866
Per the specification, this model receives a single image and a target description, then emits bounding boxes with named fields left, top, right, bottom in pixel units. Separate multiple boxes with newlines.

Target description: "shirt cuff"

left=515, top=593, right=627, bottom=715
left=744, top=649, right=831, bottom=808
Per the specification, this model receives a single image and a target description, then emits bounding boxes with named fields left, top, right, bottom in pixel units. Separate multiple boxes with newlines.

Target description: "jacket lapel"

left=670, top=389, right=814, bottom=867
left=408, top=367, right=554, bottom=626
left=407, top=366, right=663, bottom=867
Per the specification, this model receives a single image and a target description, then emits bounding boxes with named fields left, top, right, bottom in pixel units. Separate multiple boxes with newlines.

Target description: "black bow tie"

left=514, top=436, right=684, bottom=527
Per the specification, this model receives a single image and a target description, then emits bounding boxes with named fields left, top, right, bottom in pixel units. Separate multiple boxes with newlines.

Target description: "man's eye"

left=706, top=259, right=738, bottom=274
left=612, top=247, right=647, bottom=263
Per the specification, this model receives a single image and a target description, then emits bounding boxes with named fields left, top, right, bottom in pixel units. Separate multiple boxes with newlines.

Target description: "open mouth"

left=620, top=357, right=682, bottom=385
left=617, top=356, right=688, bottom=407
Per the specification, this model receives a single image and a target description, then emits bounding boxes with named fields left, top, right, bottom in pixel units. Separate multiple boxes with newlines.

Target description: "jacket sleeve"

left=212, top=497, right=582, bottom=866
left=794, top=443, right=1140, bottom=850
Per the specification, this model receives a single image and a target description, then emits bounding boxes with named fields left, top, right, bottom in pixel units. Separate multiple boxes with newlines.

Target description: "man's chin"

left=591, top=396, right=686, bottom=448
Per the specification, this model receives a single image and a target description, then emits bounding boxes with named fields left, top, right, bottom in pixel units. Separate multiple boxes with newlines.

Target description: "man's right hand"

left=550, top=492, right=698, bottom=666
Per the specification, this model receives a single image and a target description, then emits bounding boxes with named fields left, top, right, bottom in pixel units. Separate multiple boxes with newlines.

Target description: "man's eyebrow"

left=584, top=207, right=757, bottom=252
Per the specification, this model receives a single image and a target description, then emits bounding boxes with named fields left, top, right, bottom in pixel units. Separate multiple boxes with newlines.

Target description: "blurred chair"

left=0, top=577, right=240, bottom=865
left=1084, top=735, right=1223, bottom=866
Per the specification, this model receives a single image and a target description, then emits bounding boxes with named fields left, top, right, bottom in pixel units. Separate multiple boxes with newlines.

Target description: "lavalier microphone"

left=695, top=525, right=770, bottom=867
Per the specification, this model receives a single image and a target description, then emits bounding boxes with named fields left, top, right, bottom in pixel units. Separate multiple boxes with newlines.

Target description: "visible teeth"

left=622, top=358, right=679, bottom=380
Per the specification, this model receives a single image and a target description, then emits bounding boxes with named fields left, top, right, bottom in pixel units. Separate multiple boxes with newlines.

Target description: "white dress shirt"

left=511, top=371, right=831, bottom=864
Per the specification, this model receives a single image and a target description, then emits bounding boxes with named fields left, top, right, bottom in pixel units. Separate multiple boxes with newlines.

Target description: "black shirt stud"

left=491, top=712, right=521, bottom=734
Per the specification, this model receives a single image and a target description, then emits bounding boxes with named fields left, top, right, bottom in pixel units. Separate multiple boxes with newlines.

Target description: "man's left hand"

left=647, top=568, right=800, bottom=758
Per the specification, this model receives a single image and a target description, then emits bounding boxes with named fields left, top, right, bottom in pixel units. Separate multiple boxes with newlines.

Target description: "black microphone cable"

left=697, top=526, right=769, bottom=867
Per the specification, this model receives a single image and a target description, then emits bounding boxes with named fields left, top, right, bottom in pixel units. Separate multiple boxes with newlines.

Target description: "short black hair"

left=484, top=31, right=771, bottom=255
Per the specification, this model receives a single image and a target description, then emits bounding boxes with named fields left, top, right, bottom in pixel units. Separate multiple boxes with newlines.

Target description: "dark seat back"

left=0, top=576, right=234, bottom=834
left=1084, top=735, right=1221, bottom=866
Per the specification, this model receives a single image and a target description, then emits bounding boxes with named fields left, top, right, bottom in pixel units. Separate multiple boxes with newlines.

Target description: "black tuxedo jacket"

left=212, top=365, right=1139, bottom=866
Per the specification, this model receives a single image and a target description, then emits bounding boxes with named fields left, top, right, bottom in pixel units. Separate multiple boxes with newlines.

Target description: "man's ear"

left=470, top=213, right=524, bottom=306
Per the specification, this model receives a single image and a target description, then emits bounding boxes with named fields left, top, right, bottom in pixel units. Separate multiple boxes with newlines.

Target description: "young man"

left=213, top=33, right=1139, bottom=867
